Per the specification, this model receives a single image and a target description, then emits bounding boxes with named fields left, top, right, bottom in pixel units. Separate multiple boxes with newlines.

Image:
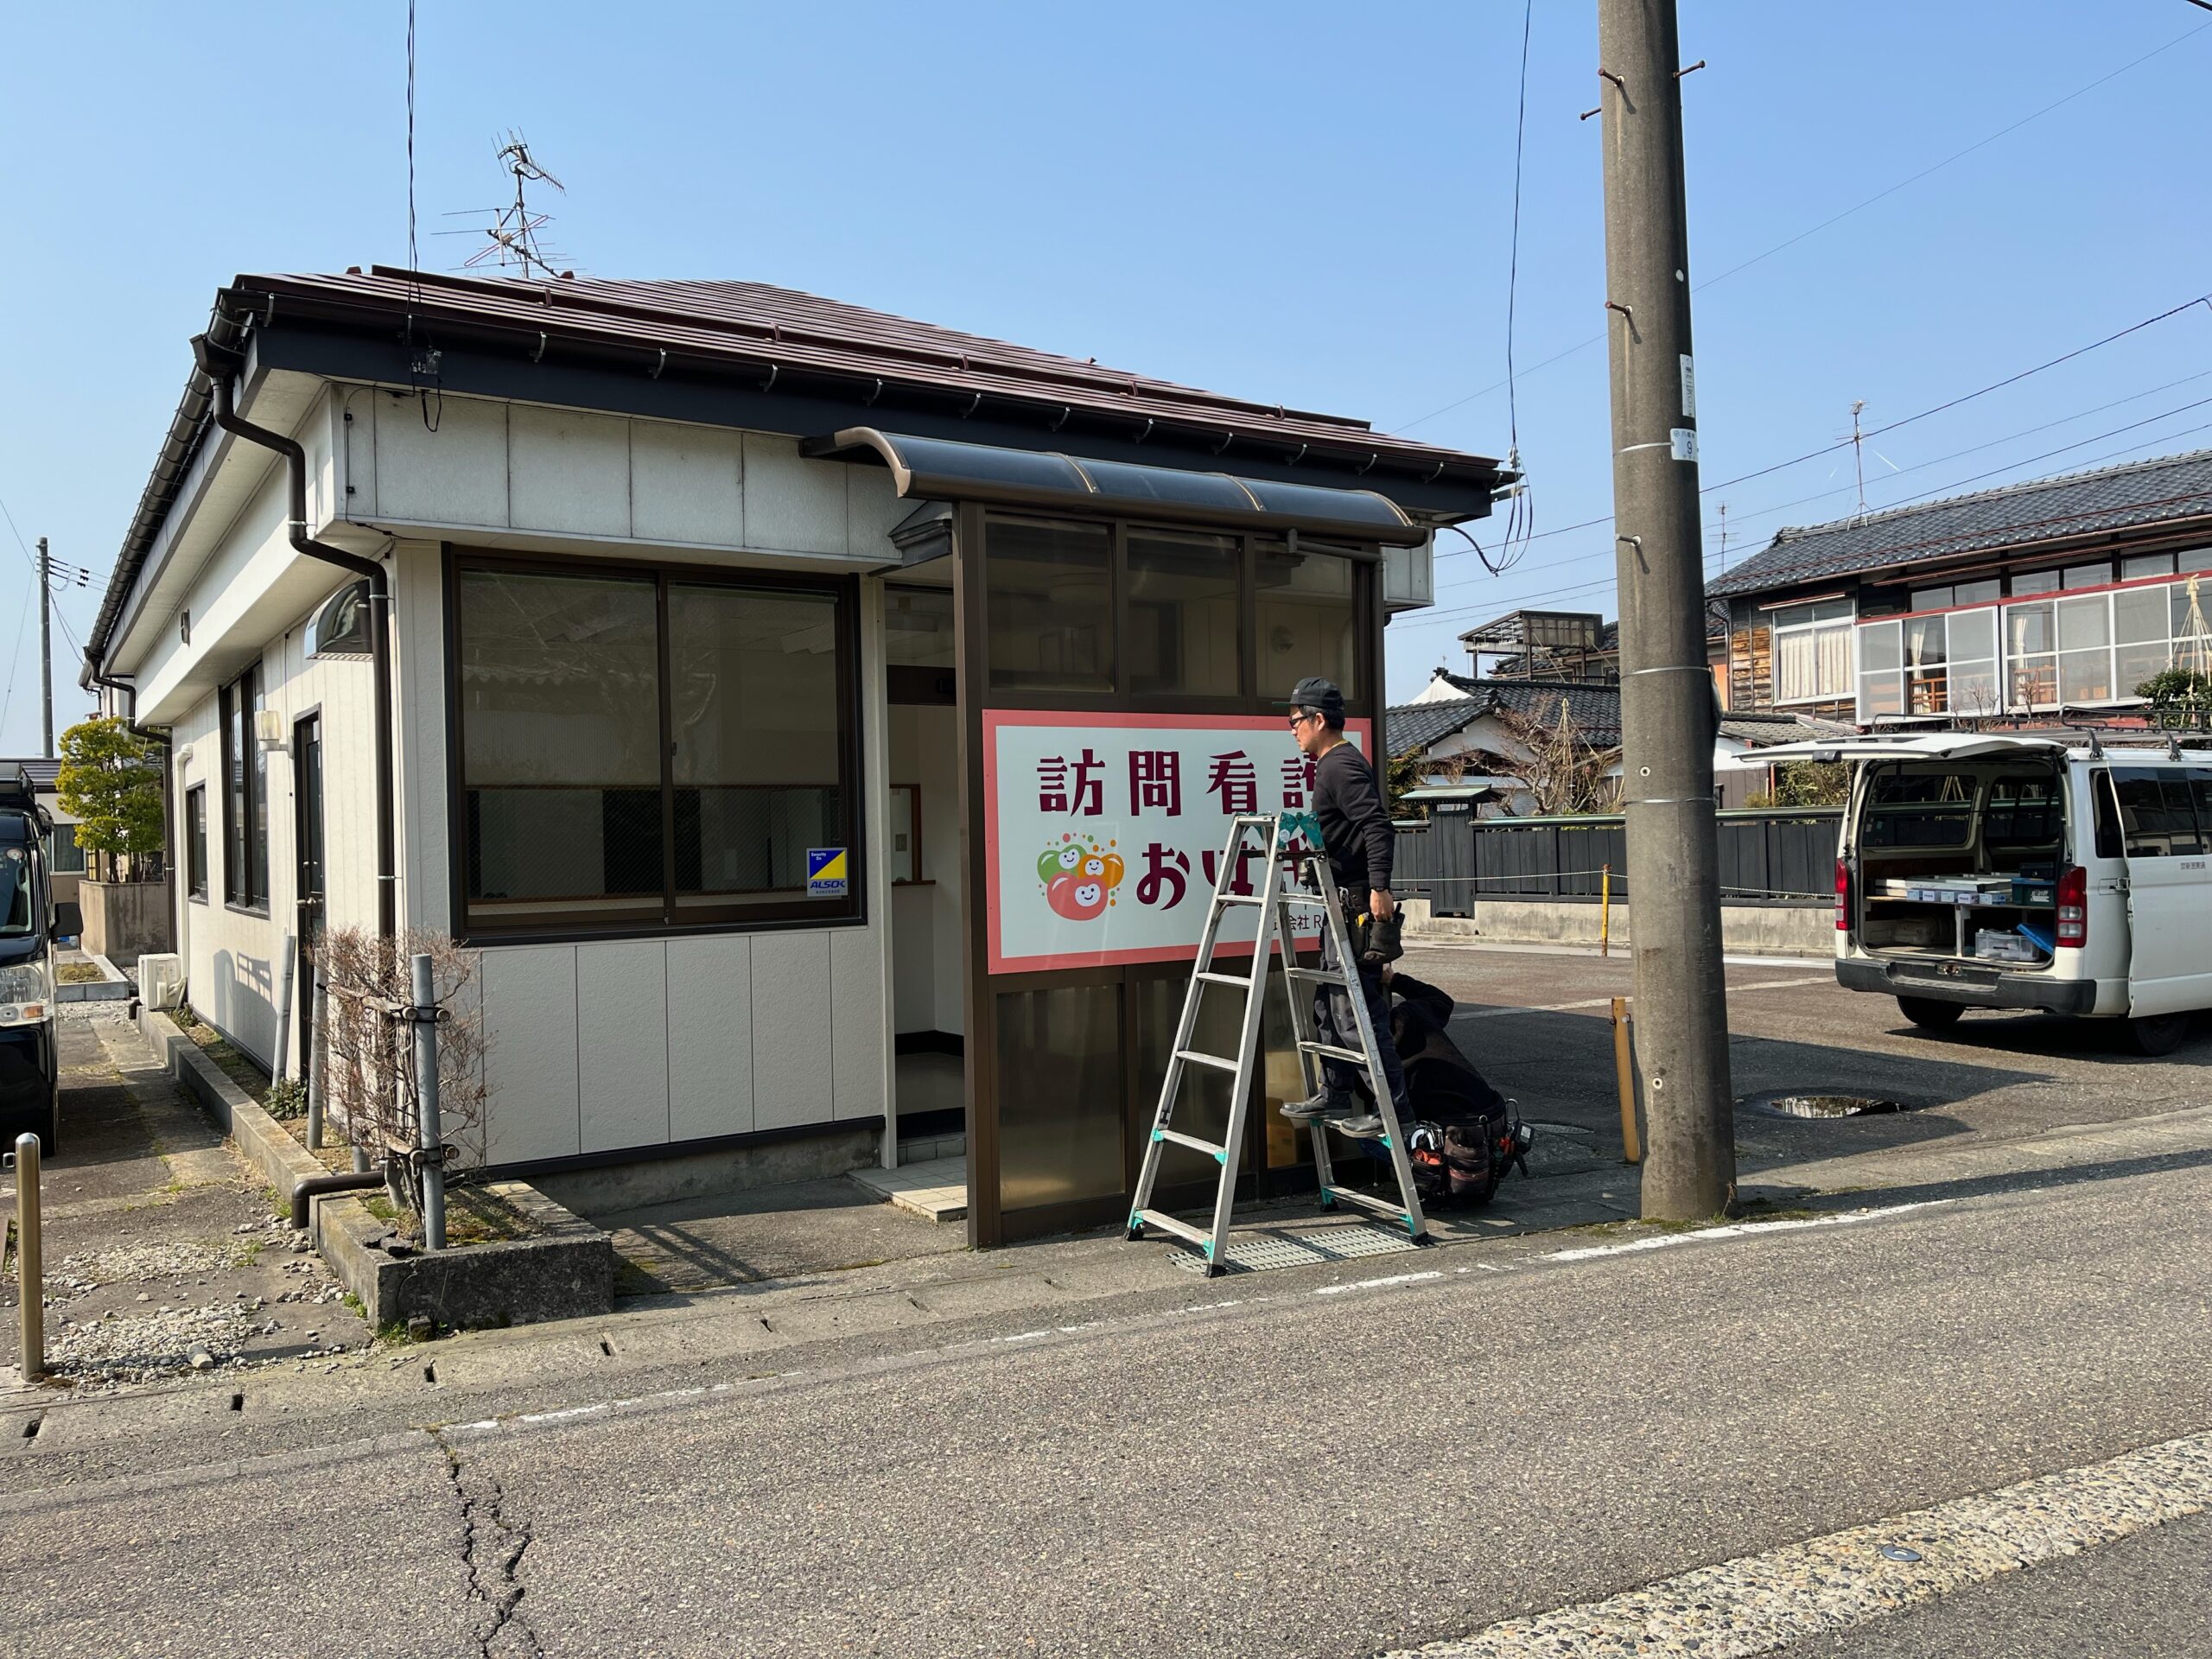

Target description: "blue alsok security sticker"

left=806, top=848, right=849, bottom=897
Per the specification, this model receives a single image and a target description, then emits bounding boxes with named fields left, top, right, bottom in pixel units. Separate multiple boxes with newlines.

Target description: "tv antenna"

left=442, top=132, right=569, bottom=278
left=1850, top=400, right=1869, bottom=519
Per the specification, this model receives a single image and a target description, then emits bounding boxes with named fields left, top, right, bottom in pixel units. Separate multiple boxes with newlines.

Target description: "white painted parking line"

left=1459, top=976, right=1830, bottom=1020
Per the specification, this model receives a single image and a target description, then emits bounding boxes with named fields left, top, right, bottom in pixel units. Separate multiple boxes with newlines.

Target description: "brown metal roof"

left=241, top=267, right=1497, bottom=476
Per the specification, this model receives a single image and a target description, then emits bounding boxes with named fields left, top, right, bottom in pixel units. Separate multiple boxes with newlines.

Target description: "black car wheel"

left=2126, top=1012, right=2192, bottom=1057
left=1897, top=995, right=1965, bottom=1031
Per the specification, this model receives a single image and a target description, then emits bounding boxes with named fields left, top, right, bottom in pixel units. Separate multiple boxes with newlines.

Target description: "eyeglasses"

left=1287, top=711, right=1315, bottom=730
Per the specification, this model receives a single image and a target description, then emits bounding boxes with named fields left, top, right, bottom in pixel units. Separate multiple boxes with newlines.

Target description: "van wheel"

left=1897, top=996, right=1964, bottom=1031
left=2125, top=1013, right=2192, bottom=1056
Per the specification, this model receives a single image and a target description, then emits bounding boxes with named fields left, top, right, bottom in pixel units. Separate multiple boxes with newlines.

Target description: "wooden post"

left=1600, top=864, right=1612, bottom=957
left=1611, top=997, right=1642, bottom=1165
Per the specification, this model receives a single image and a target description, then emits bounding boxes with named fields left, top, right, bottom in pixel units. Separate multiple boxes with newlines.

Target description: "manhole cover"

left=1738, top=1092, right=1926, bottom=1120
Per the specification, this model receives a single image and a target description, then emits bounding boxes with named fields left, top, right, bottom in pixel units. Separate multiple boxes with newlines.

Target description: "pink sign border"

left=982, top=709, right=1374, bottom=976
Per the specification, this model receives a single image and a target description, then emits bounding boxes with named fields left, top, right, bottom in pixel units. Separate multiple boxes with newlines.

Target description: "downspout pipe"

left=192, top=334, right=397, bottom=941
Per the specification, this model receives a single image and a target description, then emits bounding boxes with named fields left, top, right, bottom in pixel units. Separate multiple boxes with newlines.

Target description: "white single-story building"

left=84, top=268, right=1507, bottom=1243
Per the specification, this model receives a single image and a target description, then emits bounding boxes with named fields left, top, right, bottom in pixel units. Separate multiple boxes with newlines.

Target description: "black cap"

left=1288, top=677, right=1345, bottom=723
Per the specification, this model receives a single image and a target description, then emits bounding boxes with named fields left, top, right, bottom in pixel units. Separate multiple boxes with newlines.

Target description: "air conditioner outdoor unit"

left=137, top=954, right=185, bottom=1013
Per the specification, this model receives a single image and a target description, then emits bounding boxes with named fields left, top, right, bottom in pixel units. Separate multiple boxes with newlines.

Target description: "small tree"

left=1385, top=745, right=1428, bottom=821
left=54, top=716, right=164, bottom=880
left=1492, top=696, right=1623, bottom=816
left=2137, top=667, right=2212, bottom=728
left=1746, top=760, right=1851, bottom=810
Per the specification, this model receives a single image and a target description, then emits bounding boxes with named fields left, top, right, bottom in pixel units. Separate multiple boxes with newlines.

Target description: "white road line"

left=1459, top=976, right=1828, bottom=1020
left=1313, top=1270, right=1444, bottom=1296
left=1389, top=1427, right=2212, bottom=1658
left=1542, top=1200, right=1949, bottom=1262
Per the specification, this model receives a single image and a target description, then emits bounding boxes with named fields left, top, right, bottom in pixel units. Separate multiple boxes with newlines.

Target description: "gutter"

left=191, top=333, right=397, bottom=941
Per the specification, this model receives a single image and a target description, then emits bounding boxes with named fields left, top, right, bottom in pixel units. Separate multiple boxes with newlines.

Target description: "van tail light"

left=2056, top=865, right=2088, bottom=949
left=1835, top=858, right=1851, bottom=931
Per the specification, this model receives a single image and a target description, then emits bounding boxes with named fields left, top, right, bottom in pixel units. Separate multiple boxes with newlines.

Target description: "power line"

left=1410, top=416, right=2212, bottom=632
left=1395, top=19, right=2212, bottom=435
left=1433, top=290, right=2212, bottom=568
left=1435, top=370, right=2212, bottom=593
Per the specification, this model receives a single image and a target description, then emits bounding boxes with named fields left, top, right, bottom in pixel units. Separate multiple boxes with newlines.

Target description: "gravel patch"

left=1393, top=1430, right=2212, bottom=1658
left=52, top=1238, right=252, bottom=1287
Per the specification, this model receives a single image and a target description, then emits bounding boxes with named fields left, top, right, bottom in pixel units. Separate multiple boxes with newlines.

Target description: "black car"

left=0, top=766, right=78, bottom=1155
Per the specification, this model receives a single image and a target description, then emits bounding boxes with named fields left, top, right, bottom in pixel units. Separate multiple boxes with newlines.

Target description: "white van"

left=1777, top=734, right=2211, bottom=1055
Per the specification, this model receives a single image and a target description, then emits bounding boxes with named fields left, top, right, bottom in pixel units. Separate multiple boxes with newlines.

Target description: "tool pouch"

left=1351, top=910, right=1404, bottom=966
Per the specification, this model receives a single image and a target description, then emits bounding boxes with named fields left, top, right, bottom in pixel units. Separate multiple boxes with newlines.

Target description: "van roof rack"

left=0, top=765, right=35, bottom=813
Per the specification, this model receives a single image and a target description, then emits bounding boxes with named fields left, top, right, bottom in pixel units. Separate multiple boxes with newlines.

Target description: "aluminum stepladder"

left=1126, top=810, right=1430, bottom=1275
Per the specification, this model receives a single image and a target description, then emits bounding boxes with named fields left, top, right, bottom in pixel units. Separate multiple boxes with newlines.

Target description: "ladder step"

left=1194, top=971, right=1253, bottom=989
left=1175, top=1049, right=1241, bottom=1073
left=1285, top=968, right=1348, bottom=986
left=1133, top=1209, right=1215, bottom=1250
left=1153, top=1128, right=1227, bottom=1161
left=1321, top=1185, right=1425, bottom=1231
left=1298, top=1040, right=1370, bottom=1065
left=1217, top=895, right=1268, bottom=907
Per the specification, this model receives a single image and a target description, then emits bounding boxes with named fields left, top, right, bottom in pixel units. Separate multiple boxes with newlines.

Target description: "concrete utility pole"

left=1595, top=0, right=1735, bottom=1218
left=36, top=537, right=53, bottom=759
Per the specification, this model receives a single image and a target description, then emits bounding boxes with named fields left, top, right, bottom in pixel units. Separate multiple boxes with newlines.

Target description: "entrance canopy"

left=803, top=428, right=1430, bottom=547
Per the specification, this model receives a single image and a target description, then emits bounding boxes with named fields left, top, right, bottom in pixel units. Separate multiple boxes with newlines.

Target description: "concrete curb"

left=57, top=955, right=133, bottom=1004
left=133, top=1007, right=613, bottom=1332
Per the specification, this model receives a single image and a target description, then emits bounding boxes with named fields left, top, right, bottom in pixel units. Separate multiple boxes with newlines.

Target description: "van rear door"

left=2108, top=766, right=2212, bottom=1016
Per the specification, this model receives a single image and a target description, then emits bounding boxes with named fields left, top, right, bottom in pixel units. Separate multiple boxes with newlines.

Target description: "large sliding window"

left=452, top=556, right=860, bottom=937
left=1771, top=600, right=1854, bottom=703
left=219, top=663, right=268, bottom=910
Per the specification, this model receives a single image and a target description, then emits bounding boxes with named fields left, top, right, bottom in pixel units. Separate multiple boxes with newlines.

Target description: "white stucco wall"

left=170, top=566, right=386, bottom=1070
left=340, top=387, right=911, bottom=567
left=143, top=374, right=906, bottom=1171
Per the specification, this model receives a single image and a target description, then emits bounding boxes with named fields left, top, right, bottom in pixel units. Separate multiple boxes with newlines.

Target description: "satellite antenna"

left=441, top=132, right=569, bottom=278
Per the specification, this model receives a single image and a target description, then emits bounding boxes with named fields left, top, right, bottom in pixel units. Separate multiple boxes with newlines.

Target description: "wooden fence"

left=1395, top=805, right=1841, bottom=914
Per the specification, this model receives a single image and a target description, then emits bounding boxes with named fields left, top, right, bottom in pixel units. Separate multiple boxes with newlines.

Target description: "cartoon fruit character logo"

left=1036, top=835, right=1124, bottom=922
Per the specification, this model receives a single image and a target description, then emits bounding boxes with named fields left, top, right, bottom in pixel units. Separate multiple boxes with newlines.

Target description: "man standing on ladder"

left=1281, top=676, right=1405, bottom=1139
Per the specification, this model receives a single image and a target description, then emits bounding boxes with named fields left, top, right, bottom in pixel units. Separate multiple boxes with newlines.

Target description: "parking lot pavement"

left=1, top=1009, right=372, bottom=1390
left=1398, top=942, right=2212, bottom=1179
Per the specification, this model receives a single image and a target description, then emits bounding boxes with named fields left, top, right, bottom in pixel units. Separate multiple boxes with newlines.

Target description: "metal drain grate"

left=1165, top=1221, right=1422, bottom=1275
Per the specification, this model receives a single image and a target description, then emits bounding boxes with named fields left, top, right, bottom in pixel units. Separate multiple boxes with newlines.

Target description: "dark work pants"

left=1314, top=909, right=1409, bottom=1116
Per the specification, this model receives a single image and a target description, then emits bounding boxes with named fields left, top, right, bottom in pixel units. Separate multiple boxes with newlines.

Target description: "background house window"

left=2009, top=569, right=2062, bottom=595
left=48, top=823, right=85, bottom=875
left=454, top=560, right=859, bottom=934
left=1772, top=600, right=1853, bottom=702
left=186, top=786, right=207, bottom=901
left=1858, top=608, right=1997, bottom=718
left=219, top=664, right=268, bottom=908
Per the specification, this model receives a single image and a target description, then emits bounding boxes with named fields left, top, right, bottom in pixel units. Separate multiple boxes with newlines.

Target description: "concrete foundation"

left=1405, top=896, right=1834, bottom=957
left=135, top=1004, right=614, bottom=1331
left=529, top=1123, right=885, bottom=1216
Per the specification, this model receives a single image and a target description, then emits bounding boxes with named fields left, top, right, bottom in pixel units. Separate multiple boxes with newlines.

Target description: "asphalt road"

left=4, top=1152, right=2208, bottom=1657
left=1780, top=1510, right=2212, bottom=1658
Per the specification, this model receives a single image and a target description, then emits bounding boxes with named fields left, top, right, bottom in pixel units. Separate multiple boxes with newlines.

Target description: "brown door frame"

left=954, top=502, right=1384, bottom=1249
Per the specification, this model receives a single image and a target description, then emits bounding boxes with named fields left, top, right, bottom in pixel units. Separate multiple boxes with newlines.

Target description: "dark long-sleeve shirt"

left=1313, top=740, right=1394, bottom=894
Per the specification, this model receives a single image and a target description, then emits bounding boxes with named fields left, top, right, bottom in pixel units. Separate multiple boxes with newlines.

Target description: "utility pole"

left=36, top=537, right=53, bottom=760
left=1596, top=0, right=1734, bottom=1219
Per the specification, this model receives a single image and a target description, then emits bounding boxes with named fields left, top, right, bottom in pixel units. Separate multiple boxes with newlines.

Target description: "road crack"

left=433, top=1428, right=543, bottom=1657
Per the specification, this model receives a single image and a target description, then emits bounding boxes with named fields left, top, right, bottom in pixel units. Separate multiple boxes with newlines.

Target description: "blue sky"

left=3, top=1, right=2209, bottom=753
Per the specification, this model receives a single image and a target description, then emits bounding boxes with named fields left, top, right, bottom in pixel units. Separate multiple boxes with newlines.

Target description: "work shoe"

left=1331, top=1114, right=1387, bottom=1137
left=1281, top=1090, right=1357, bottom=1122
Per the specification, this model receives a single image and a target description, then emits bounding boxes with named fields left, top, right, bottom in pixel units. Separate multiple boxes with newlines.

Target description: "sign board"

left=982, top=710, right=1371, bottom=975
left=806, top=847, right=849, bottom=898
